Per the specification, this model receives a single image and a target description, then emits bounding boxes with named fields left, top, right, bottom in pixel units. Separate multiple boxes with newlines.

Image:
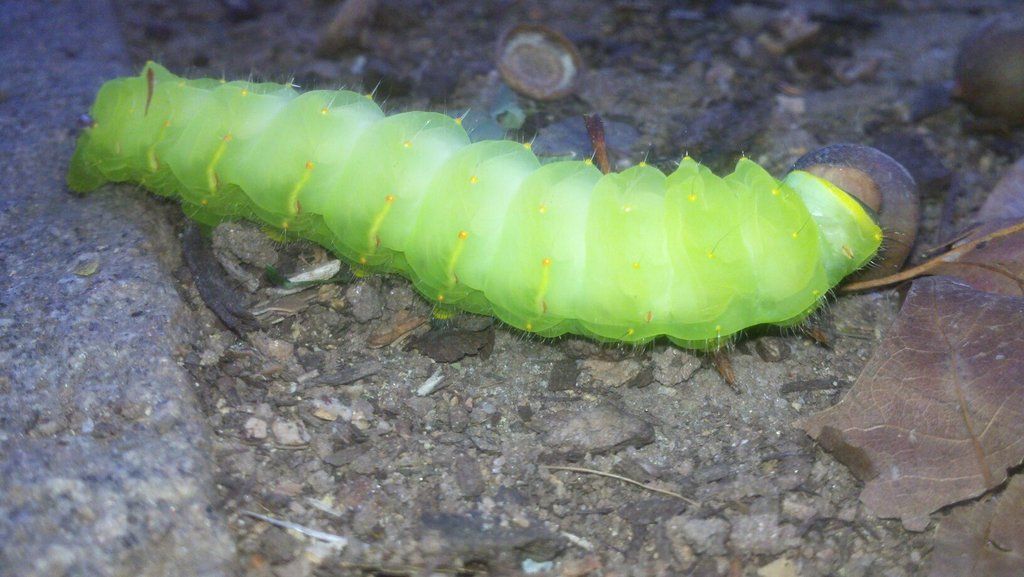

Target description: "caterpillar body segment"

left=69, top=62, right=881, bottom=349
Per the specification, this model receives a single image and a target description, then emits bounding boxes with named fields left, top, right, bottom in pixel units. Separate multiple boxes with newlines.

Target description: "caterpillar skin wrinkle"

left=68, top=63, right=882, bottom=349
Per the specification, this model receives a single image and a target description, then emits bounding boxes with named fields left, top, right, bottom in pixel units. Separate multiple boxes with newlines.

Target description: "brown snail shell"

left=497, top=24, right=582, bottom=101
left=792, top=144, right=920, bottom=281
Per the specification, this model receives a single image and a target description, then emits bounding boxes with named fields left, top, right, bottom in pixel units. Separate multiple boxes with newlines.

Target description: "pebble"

left=547, top=359, right=580, bottom=391
left=663, top=516, right=730, bottom=555
left=311, top=397, right=350, bottom=422
left=344, top=281, right=383, bottom=323
left=543, top=404, right=655, bottom=459
left=453, top=455, right=486, bottom=498
left=580, top=358, right=645, bottom=388
left=754, top=337, right=791, bottom=363
left=258, top=527, right=300, bottom=565
left=272, top=420, right=310, bottom=446
left=729, top=512, right=800, bottom=555
left=531, top=116, right=640, bottom=161
left=211, top=221, right=278, bottom=269
left=243, top=417, right=268, bottom=441
left=652, top=348, right=702, bottom=386
left=252, top=334, right=294, bottom=363
left=757, top=557, right=799, bottom=577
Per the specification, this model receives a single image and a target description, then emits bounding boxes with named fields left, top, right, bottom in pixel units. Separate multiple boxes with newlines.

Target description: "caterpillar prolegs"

left=68, top=62, right=882, bottom=349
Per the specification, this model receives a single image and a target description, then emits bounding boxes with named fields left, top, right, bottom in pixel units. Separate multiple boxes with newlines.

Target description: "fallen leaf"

left=926, top=218, right=1024, bottom=296
left=929, top=475, right=1024, bottom=577
left=798, top=277, right=1024, bottom=530
left=843, top=219, right=1024, bottom=296
left=978, top=155, right=1024, bottom=221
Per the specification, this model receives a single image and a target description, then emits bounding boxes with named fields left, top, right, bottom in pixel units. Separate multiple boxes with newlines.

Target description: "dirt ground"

left=112, top=1, right=1023, bottom=575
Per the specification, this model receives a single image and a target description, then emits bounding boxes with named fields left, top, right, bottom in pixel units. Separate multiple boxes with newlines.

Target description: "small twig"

left=543, top=465, right=699, bottom=507
left=583, top=114, right=611, bottom=174
left=842, top=219, right=1024, bottom=292
left=240, top=510, right=348, bottom=545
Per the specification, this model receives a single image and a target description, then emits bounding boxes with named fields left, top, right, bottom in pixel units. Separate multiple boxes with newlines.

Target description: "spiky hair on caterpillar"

left=68, top=62, right=883, bottom=350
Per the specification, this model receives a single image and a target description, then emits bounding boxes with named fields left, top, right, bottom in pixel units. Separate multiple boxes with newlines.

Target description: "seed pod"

left=954, top=22, right=1024, bottom=124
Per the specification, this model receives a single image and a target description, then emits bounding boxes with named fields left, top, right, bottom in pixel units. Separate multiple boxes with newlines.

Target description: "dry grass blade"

left=544, top=464, right=699, bottom=507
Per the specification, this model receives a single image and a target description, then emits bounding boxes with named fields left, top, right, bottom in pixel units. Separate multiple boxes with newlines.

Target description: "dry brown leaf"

left=927, top=218, right=1024, bottom=296
left=929, top=475, right=1024, bottom=577
left=798, top=277, right=1024, bottom=530
left=843, top=219, right=1024, bottom=296
left=979, top=155, right=1024, bottom=222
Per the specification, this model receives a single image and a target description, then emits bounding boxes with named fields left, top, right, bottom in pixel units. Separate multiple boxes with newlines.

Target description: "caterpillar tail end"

left=67, top=144, right=107, bottom=193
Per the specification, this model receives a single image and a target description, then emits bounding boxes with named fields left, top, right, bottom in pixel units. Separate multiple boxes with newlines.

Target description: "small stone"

left=453, top=455, right=485, bottom=498
left=272, top=420, right=310, bottom=446
left=729, top=512, right=800, bottom=555
left=252, top=334, right=294, bottom=363
left=258, top=527, right=299, bottom=565
left=212, top=221, right=278, bottom=268
left=580, top=358, right=644, bottom=388
left=757, top=557, right=798, bottom=577
left=344, top=281, right=383, bottom=323
left=547, top=359, right=580, bottom=391
left=754, top=337, right=791, bottom=363
left=243, top=417, right=268, bottom=440
left=663, top=516, right=729, bottom=555
left=776, top=94, right=806, bottom=116
left=544, top=404, right=654, bottom=459
left=311, top=398, right=350, bottom=422
left=781, top=494, right=817, bottom=521
left=652, top=348, right=702, bottom=386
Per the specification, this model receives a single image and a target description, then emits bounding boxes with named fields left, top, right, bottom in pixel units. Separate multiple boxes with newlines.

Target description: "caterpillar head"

left=791, top=144, right=920, bottom=281
left=782, top=169, right=884, bottom=286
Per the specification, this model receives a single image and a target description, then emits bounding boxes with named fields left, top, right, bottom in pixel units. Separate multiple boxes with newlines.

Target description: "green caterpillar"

left=68, top=62, right=881, bottom=349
